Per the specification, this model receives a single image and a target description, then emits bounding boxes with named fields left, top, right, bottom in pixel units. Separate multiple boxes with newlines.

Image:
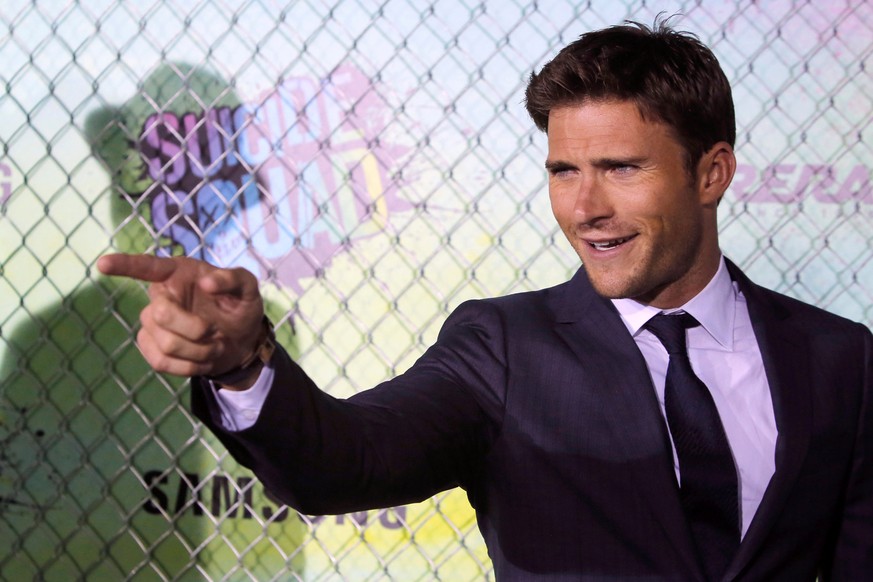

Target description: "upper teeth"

left=591, top=237, right=632, bottom=250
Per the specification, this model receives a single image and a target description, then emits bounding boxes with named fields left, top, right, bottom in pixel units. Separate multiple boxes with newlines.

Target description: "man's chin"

left=582, top=267, right=638, bottom=300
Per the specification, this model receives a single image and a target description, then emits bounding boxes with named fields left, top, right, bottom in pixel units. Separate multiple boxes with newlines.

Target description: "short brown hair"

left=525, top=19, right=735, bottom=173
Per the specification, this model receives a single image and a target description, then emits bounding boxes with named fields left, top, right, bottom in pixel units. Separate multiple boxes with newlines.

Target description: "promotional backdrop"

left=1, top=0, right=871, bottom=580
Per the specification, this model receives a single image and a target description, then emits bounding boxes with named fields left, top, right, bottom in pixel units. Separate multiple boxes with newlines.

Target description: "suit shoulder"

left=451, top=279, right=569, bottom=321
left=729, top=258, right=870, bottom=337
left=751, top=282, right=871, bottom=337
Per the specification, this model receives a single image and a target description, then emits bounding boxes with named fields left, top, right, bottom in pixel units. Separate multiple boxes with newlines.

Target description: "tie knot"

left=644, top=312, right=700, bottom=355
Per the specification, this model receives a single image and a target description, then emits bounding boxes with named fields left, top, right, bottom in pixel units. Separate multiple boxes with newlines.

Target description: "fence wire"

left=1, top=0, right=871, bottom=580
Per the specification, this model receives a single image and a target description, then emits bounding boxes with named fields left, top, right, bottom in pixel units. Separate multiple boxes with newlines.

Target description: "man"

left=99, top=21, right=872, bottom=581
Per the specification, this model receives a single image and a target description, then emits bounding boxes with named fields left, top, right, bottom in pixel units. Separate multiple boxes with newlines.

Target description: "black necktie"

left=645, top=313, right=739, bottom=580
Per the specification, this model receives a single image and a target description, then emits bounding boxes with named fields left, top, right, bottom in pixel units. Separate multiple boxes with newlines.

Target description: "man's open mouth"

left=588, top=235, right=637, bottom=250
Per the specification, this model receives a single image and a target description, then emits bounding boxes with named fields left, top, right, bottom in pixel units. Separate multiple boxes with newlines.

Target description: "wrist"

left=212, top=361, right=265, bottom=391
left=207, top=315, right=275, bottom=390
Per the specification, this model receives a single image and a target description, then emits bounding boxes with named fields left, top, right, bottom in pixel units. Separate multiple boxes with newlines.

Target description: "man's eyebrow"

left=591, top=156, right=647, bottom=168
left=545, top=156, right=649, bottom=173
left=545, top=160, right=577, bottom=173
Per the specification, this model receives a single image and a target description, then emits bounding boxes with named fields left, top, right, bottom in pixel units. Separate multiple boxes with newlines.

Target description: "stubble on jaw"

left=571, top=211, right=709, bottom=308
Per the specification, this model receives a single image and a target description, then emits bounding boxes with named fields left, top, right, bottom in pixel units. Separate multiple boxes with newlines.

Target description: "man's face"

left=547, top=100, right=721, bottom=308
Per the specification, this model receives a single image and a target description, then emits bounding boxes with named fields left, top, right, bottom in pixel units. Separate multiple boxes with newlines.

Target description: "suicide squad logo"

left=137, top=66, right=410, bottom=291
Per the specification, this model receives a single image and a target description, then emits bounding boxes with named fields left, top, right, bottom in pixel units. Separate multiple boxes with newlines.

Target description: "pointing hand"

left=97, top=254, right=266, bottom=389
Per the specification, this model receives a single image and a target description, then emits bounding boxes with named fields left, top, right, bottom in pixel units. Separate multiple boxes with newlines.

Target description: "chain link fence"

left=1, top=0, right=871, bottom=580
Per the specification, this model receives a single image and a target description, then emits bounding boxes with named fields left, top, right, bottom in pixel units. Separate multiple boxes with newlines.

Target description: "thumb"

left=199, top=266, right=260, bottom=300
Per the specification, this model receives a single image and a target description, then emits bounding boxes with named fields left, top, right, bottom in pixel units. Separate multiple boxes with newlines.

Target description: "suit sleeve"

left=824, top=324, right=873, bottom=579
left=190, top=300, right=508, bottom=515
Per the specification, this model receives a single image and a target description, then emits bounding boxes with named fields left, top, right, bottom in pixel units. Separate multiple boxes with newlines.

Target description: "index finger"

left=97, top=253, right=178, bottom=283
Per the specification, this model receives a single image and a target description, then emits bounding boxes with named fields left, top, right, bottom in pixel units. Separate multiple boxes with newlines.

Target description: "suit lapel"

left=549, top=268, right=705, bottom=580
left=723, top=261, right=813, bottom=579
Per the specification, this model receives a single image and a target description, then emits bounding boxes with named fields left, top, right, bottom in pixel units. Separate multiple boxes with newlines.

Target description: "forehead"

left=546, top=100, right=682, bottom=156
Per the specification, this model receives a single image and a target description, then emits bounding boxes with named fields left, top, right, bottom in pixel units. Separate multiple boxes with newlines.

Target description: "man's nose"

left=574, top=178, right=613, bottom=225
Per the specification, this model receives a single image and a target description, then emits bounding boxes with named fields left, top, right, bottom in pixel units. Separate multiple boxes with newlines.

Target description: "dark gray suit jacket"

left=193, top=260, right=873, bottom=580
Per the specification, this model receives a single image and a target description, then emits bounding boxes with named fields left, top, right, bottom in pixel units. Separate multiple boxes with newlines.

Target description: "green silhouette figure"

left=0, top=63, right=305, bottom=581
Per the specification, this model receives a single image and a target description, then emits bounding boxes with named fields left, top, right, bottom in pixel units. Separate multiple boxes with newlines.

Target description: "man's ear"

left=696, top=142, right=736, bottom=207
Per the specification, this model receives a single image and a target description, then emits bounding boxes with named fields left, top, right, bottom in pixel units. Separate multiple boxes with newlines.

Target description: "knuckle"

left=135, top=328, right=150, bottom=351
left=149, top=354, right=171, bottom=373
left=154, top=331, right=180, bottom=355
left=232, top=266, right=252, bottom=280
left=137, top=334, right=168, bottom=372
left=191, top=318, right=212, bottom=341
left=150, top=302, right=170, bottom=324
left=139, top=305, right=153, bottom=327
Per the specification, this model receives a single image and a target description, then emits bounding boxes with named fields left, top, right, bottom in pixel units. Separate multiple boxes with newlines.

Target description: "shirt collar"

left=611, top=256, right=736, bottom=349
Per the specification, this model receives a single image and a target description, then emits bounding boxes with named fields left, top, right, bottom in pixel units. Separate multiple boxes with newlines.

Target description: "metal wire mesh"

left=1, top=0, right=871, bottom=580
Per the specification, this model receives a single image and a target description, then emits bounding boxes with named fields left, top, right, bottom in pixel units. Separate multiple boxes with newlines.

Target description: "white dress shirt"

left=216, top=256, right=778, bottom=536
left=612, top=256, right=777, bottom=537
left=212, top=363, right=274, bottom=432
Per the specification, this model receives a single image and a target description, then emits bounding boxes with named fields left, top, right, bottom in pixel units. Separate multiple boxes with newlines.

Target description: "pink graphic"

left=139, top=66, right=410, bottom=291
left=730, top=164, right=871, bottom=203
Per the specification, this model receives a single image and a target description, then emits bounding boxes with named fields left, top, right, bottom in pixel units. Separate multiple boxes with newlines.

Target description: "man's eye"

left=549, top=167, right=576, bottom=178
left=611, top=164, right=637, bottom=174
